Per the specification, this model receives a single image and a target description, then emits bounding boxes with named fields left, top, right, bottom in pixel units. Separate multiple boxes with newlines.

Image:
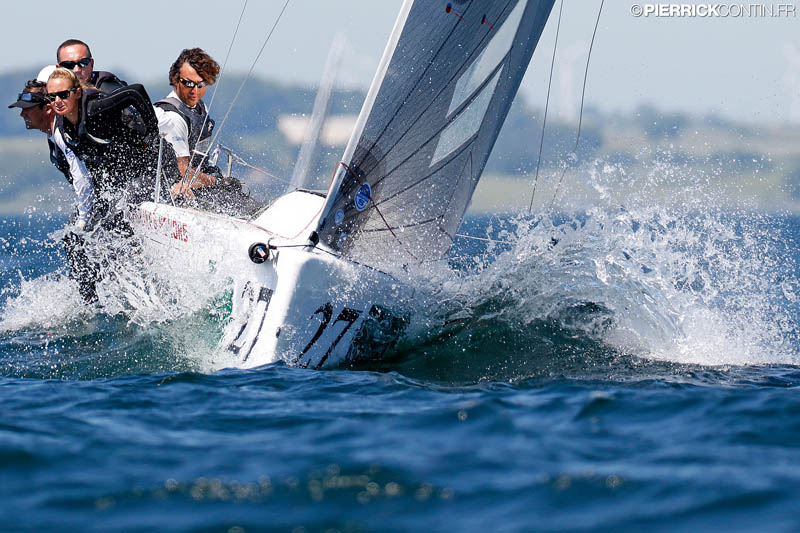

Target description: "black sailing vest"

left=48, top=137, right=71, bottom=182
left=154, top=97, right=216, bottom=171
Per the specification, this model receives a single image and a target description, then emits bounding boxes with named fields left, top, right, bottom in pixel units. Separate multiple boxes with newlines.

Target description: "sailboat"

left=133, top=0, right=556, bottom=369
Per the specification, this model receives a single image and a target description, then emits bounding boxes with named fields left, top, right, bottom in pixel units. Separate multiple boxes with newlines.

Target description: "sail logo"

left=354, top=183, right=372, bottom=211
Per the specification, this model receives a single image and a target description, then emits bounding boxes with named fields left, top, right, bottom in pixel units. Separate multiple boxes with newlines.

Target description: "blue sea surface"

left=1, top=210, right=800, bottom=532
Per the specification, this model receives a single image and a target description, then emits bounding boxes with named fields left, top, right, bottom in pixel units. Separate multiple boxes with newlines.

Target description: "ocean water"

left=2, top=182, right=800, bottom=531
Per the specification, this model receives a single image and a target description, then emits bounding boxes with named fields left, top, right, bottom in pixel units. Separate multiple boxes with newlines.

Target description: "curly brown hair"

left=169, top=48, right=220, bottom=87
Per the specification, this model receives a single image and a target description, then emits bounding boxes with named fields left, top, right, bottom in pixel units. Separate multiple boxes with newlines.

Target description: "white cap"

left=37, top=65, right=57, bottom=83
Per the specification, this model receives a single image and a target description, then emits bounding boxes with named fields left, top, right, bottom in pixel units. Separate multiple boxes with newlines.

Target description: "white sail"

left=315, top=0, right=556, bottom=269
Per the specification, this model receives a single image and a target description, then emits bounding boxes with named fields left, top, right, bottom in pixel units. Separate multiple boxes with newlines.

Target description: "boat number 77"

left=299, top=303, right=362, bottom=368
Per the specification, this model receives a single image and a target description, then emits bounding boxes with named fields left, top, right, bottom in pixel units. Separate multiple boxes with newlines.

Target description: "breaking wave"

left=2, top=157, right=799, bottom=381
left=384, top=158, right=800, bottom=381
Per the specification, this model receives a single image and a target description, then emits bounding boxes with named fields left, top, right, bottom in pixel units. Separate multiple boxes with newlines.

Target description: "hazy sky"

left=4, top=0, right=799, bottom=123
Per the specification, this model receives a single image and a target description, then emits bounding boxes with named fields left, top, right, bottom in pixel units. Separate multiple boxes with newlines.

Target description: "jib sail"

left=315, top=0, right=556, bottom=268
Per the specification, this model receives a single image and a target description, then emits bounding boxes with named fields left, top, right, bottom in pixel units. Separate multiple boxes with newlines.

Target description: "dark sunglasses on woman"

left=45, top=87, right=78, bottom=102
left=58, top=57, right=92, bottom=70
left=177, top=77, right=207, bottom=89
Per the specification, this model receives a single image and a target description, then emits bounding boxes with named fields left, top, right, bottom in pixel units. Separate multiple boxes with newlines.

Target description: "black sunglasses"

left=177, top=76, right=207, bottom=89
left=45, top=87, right=78, bottom=102
left=58, top=57, right=92, bottom=70
left=18, top=92, right=47, bottom=105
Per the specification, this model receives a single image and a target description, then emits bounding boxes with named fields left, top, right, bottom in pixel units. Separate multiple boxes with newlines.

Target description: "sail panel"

left=432, top=65, right=503, bottom=166
left=447, top=0, right=527, bottom=116
left=315, top=0, right=556, bottom=270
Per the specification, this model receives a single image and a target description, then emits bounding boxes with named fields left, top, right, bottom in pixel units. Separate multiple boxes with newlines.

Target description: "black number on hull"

left=298, top=304, right=364, bottom=369
left=227, top=282, right=254, bottom=355
left=314, top=307, right=362, bottom=369
left=227, top=283, right=273, bottom=362
left=241, top=287, right=273, bottom=363
left=298, top=303, right=334, bottom=366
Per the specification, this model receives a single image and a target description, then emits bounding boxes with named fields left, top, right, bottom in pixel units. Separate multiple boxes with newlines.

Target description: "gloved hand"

left=216, top=176, right=242, bottom=191
left=75, top=219, right=88, bottom=233
left=121, top=105, right=147, bottom=136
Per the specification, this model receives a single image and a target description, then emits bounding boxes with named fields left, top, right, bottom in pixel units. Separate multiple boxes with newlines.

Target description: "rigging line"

left=547, top=0, right=604, bottom=212
left=417, top=250, right=501, bottom=265
left=179, top=0, right=248, bottom=188
left=454, top=233, right=515, bottom=245
left=187, top=0, right=292, bottom=189
left=225, top=150, right=292, bottom=185
left=528, top=0, right=564, bottom=214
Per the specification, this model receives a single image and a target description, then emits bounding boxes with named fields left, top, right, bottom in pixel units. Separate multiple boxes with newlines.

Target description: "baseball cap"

left=8, top=87, right=47, bottom=109
left=37, top=65, right=57, bottom=83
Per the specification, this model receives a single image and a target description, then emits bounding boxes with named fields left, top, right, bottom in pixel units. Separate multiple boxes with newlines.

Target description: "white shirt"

left=153, top=90, right=191, bottom=158
left=50, top=129, right=94, bottom=224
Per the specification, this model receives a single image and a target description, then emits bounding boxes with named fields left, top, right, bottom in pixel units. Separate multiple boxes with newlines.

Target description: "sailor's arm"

left=171, top=156, right=218, bottom=198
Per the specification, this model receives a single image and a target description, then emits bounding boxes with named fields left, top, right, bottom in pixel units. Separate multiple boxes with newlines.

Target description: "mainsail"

left=315, top=0, right=555, bottom=268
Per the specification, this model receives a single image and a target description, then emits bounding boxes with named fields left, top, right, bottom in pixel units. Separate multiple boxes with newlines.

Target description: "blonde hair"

left=48, top=67, right=94, bottom=90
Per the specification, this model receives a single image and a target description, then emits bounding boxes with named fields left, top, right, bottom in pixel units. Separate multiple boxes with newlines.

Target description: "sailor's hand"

left=172, top=181, right=195, bottom=199
left=75, top=219, right=88, bottom=233
left=217, top=176, right=242, bottom=191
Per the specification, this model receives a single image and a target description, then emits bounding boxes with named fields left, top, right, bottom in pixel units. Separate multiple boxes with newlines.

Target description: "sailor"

left=48, top=67, right=163, bottom=200
left=7, top=72, right=100, bottom=300
left=8, top=79, right=53, bottom=134
left=153, top=48, right=223, bottom=198
left=47, top=67, right=161, bottom=301
left=154, top=48, right=257, bottom=215
left=56, top=39, right=126, bottom=95
left=7, top=68, right=78, bottom=183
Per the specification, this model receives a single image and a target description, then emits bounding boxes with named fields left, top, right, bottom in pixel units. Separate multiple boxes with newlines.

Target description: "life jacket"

left=91, top=70, right=127, bottom=95
left=154, top=96, right=216, bottom=171
left=48, top=137, right=71, bottom=182
left=53, top=84, right=161, bottom=193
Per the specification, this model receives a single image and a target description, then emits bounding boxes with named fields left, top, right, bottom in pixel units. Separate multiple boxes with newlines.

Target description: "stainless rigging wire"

left=528, top=0, right=605, bottom=213
left=546, top=0, right=605, bottom=212
left=222, top=147, right=293, bottom=186
left=528, top=0, right=564, bottom=214
left=187, top=0, right=292, bottom=189
left=178, top=0, right=249, bottom=188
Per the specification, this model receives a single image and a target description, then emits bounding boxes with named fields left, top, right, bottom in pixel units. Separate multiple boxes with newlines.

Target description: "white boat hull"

left=132, top=191, right=412, bottom=369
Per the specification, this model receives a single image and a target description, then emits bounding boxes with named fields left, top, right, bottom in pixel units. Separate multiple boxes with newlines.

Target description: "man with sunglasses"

left=154, top=48, right=255, bottom=215
left=8, top=80, right=53, bottom=133
left=7, top=77, right=73, bottom=181
left=57, top=39, right=126, bottom=94
left=154, top=48, right=228, bottom=199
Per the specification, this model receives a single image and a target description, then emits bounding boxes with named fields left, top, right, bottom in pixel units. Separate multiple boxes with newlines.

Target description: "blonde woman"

left=47, top=68, right=94, bottom=228
left=47, top=67, right=160, bottom=302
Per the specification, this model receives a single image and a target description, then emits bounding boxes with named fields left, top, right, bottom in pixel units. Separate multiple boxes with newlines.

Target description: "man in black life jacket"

left=56, top=39, right=126, bottom=95
left=154, top=48, right=223, bottom=199
left=154, top=48, right=258, bottom=216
